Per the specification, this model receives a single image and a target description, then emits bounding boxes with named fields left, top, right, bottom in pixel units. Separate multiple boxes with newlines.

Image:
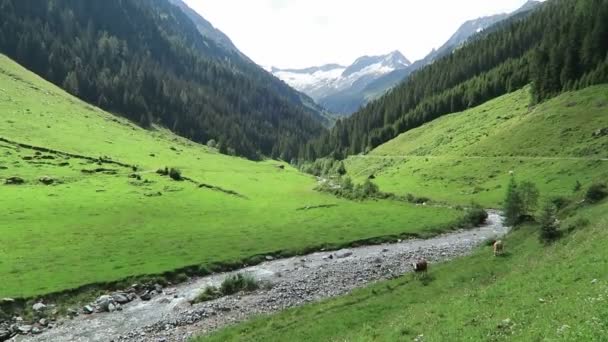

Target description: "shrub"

left=585, top=183, right=607, bottom=203
left=357, top=179, right=379, bottom=198
left=551, top=196, right=571, bottom=210
left=168, top=168, right=182, bottom=181
left=504, top=177, right=524, bottom=226
left=504, top=178, right=540, bottom=226
left=341, top=176, right=354, bottom=192
left=192, top=286, right=221, bottom=303
left=220, top=273, right=259, bottom=296
left=336, top=161, right=347, bottom=176
left=539, top=202, right=561, bottom=243
left=462, top=204, right=488, bottom=227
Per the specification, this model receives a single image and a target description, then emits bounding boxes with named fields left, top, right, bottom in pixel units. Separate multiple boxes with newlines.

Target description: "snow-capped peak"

left=271, top=50, right=411, bottom=101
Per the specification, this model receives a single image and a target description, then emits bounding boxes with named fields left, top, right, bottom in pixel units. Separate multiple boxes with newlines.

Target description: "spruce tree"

left=504, top=177, right=523, bottom=226
left=539, top=202, right=560, bottom=242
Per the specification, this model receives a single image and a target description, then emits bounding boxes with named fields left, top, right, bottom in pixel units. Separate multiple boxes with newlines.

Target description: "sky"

left=184, top=0, right=537, bottom=69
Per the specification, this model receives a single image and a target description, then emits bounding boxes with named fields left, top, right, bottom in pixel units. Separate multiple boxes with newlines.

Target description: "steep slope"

left=273, top=51, right=411, bottom=115
left=274, top=1, right=541, bottom=118
left=304, top=0, right=608, bottom=160
left=345, top=86, right=608, bottom=206
left=0, top=54, right=463, bottom=299
left=365, top=1, right=542, bottom=106
left=167, top=0, right=335, bottom=127
left=167, top=0, right=245, bottom=58
left=0, top=0, right=327, bottom=160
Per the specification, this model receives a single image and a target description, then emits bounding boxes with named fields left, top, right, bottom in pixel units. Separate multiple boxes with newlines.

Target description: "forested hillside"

left=0, top=0, right=326, bottom=160
left=302, top=0, right=608, bottom=160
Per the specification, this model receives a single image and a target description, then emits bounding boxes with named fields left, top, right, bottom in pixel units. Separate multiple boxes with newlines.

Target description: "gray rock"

left=140, top=291, right=152, bottom=301
left=335, top=250, right=353, bottom=259
left=83, top=305, right=94, bottom=314
left=108, top=303, right=116, bottom=313
left=31, top=327, right=42, bottom=334
left=0, top=329, right=11, bottom=340
left=154, top=284, right=163, bottom=293
left=265, top=255, right=275, bottom=261
left=32, top=302, right=47, bottom=312
left=17, top=325, right=32, bottom=334
left=0, top=298, right=15, bottom=304
left=112, top=293, right=131, bottom=304
left=38, top=318, right=48, bottom=327
left=95, top=295, right=114, bottom=312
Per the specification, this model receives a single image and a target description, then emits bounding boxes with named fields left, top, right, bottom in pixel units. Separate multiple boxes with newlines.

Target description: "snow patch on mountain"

left=272, top=51, right=410, bottom=101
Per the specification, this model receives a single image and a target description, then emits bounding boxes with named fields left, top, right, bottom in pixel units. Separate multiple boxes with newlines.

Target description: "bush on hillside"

left=585, top=183, right=607, bottom=203
left=462, top=204, right=489, bottom=227
left=503, top=177, right=540, bottom=226
left=539, top=202, right=561, bottom=243
left=168, top=168, right=182, bottom=181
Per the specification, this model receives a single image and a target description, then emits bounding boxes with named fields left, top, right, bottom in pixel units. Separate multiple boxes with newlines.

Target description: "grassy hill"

left=203, top=201, right=608, bottom=341
left=346, top=86, right=608, bottom=206
left=197, top=86, right=608, bottom=341
left=0, top=55, right=463, bottom=299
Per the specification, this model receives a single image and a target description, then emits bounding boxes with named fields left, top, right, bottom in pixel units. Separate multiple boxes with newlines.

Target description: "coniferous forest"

left=301, top=0, right=608, bottom=160
left=0, top=0, right=326, bottom=160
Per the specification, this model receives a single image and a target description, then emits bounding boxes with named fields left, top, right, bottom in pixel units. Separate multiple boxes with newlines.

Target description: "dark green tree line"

left=0, top=0, right=326, bottom=160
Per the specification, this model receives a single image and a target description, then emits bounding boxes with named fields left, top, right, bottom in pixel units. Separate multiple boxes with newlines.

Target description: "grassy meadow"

left=202, top=200, right=608, bottom=341
left=0, top=55, right=464, bottom=299
left=346, top=86, right=608, bottom=206
left=198, top=86, right=608, bottom=342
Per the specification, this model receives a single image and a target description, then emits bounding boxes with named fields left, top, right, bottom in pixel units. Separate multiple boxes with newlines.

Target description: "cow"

left=493, top=240, right=504, bottom=256
left=412, top=259, right=428, bottom=273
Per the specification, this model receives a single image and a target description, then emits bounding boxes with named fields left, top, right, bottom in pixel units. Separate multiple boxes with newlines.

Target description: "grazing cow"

left=493, top=240, right=504, bottom=256
left=412, top=259, right=428, bottom=273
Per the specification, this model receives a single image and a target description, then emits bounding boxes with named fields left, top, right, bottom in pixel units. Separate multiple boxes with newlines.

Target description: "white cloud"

left=184, top=0, right=539, bottom=69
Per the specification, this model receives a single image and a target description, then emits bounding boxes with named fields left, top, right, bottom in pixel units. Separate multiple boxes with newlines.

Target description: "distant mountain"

left=278, top=0, right=542, bottom=117
left=272, top=51, right=411, bottom=116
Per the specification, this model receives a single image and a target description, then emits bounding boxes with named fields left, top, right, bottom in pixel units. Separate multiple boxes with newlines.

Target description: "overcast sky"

left=184, top=0, right=537, bottom=69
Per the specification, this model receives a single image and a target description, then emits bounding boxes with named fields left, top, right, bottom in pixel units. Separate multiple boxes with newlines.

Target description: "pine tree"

left=539, top=201, right=560, bottom=242
left=504, top=177, right=523, bottom=226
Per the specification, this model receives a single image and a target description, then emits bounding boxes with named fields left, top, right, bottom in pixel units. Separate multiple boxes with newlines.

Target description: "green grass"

left=195, top=86, right=608, bottom=341
left=0, top=55, right=463, bottom=298
left=201, top=200, right=608, bottom=341
left=346, top=86, right=608, bottom=206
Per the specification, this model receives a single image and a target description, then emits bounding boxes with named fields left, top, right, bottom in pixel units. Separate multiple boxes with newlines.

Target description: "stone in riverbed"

left=111, top=293, right=131, bottom=304
left=83, top=305, right=94, bottom=314
left=95, top=295, right=114, bottom=312
left=32, top=302, right=47, bottom=312
left=16, top=325, right=32, bottom=334
left=0, top=329, right=11, bottom=340
left=335, top=250, right=353, bottom=259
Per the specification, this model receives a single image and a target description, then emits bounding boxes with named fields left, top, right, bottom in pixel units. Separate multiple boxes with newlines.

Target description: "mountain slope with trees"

left=0, top=0, right=328, bottom=160
left=302, top=0, right=608, bottom=160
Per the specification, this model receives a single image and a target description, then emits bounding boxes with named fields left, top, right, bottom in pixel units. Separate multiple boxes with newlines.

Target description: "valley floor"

left=13, top=213, right=507, bottom=342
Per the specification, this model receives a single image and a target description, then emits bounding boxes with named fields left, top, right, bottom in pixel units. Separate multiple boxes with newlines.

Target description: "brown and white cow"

left=493, top=240, right=504, bottom=256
